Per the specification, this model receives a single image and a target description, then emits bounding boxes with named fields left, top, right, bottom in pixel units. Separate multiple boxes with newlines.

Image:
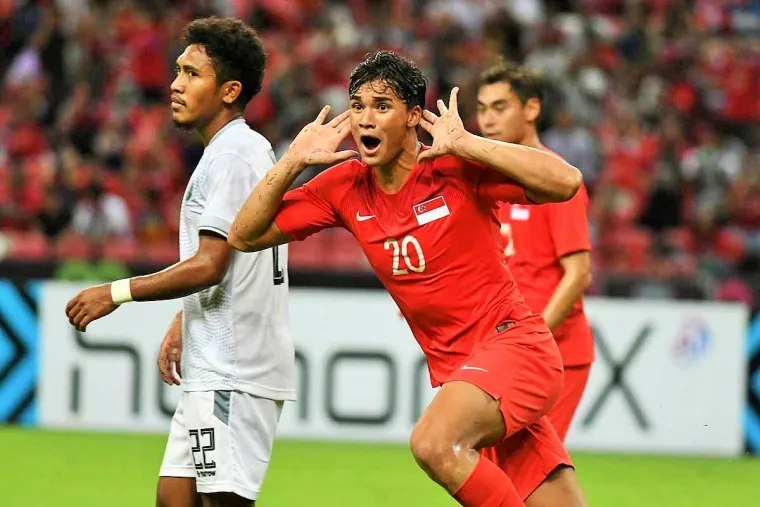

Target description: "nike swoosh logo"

left=461, top=366, right=489, bottom=372
left=356, top=212, right=376, bottom=222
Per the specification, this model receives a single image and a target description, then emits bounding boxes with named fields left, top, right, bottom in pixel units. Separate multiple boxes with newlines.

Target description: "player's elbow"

left=570, top=262, right=593, bottom=292
left=552, top=164, right=582, bottom=203
left=228, top=233, right=272, bottom=253
left=208, top=265, right=227, bottom=286
left=190, top=251, right=229, bottom=287
left=529, top=164, right=582, bottom=204
left=578, top=267, right=593, bottom=291
left=201, top=259, right=227, bottom=286
left=227, top=231, right=256, bottom=252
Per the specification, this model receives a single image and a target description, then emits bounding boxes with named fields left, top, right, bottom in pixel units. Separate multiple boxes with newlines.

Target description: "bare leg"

left=525, top=466, right=587, bottom=507
left=200, top=492, right=253, bottom=507
left=156, top=477, right=201, bottom=507
left=410, top=380, right=505, bottom=491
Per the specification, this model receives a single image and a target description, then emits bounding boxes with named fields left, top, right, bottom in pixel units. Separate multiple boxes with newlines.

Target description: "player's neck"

left=372, top=134, right=421, bottom=194
left=196, top=109, right=244, bottom=146
left=520, top=128, right=544, bottom=150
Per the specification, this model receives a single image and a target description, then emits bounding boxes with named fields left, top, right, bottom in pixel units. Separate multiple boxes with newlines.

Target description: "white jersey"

left=178, top=118, right=295, bottom=401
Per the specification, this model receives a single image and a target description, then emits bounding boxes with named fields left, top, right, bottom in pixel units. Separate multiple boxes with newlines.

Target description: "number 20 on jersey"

left=384, top=235, right=426, bottom=275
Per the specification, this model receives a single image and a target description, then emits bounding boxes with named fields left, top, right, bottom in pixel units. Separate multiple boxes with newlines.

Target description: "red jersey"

left=498, top=181, right=594, bottom=366
left=274, top=153, right=547, bottom=386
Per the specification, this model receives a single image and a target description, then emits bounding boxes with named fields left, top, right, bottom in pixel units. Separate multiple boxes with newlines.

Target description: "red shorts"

left=547, top=364, right=592, bottom=441
left=446, top=317, right=564, bottom=436
left=446, top=316, right=571, bottom=499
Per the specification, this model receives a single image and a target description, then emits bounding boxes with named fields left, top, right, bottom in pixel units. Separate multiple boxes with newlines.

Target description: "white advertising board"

left=38, top=283, right=747, bottom=456
left=566, top=299, right=747, bottom=456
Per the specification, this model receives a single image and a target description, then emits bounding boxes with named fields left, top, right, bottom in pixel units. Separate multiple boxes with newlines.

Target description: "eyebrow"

left=477, top=99, right=508, bottom=107
left=350, top=95, right=395, bottom=103
left=175, top=62, right=201, bottom=73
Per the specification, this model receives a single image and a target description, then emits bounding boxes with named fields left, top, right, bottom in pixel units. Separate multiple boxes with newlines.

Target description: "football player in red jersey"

left=229, top=51, right=587, bottom=507
left=477, top=62, right=594, bottom=442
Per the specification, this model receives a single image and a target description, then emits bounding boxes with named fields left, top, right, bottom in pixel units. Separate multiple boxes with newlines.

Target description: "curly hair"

left=349, top=50, right=428, bottom=109
left=183, top=17, right=267, bottom=108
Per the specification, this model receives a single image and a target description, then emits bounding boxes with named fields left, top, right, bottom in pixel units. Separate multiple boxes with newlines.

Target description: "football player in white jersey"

left=64, top=17, right=295, bottom=507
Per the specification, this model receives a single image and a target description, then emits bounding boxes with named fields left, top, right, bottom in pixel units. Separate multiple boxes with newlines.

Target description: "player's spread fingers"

left=315, top=105, right=331, bottom=124
left=419, top=118, right=433, bottom=133
left=328, top=109, right=350, bottom=127
left=337, top=121, right=353, bottom=139
left=422, top=109, right=438, bottom=122
left=437, top=99, right=448, bottom=114
left=335, top=115, right=351, bottom=134
left=332, top=150, right=359, bottom=163
left=449, top=86, right=459, bottom=112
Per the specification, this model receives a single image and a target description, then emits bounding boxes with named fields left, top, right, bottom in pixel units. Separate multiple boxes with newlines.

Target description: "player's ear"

left=407, top=105, right=422, bottom=128
left=524, top=98, right=541, bottom=123
left=222, top=80, right=243, bottom=106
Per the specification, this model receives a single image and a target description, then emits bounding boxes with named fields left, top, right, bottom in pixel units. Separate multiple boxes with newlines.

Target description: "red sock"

left=453, top=456, right=525, bottom=507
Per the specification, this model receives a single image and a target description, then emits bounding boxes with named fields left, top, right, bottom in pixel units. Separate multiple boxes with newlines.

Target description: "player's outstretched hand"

left=65, top=284, right=119, bottom=332
left=288, top=106, right=358, bottom=167
left=158, top=318, right=182, bottom=386
left=417, top=87, right=468, bottom=164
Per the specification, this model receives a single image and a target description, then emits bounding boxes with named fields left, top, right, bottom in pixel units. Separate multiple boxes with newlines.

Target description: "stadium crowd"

left=0, top=0, right=758, bottom=306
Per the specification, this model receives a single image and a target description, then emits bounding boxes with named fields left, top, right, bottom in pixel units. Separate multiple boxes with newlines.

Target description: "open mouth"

left=360, top=135, right=381, bottom=154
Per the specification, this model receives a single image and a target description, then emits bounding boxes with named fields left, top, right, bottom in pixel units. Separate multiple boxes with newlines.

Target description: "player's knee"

left=409, top=426, right=458, bottom=477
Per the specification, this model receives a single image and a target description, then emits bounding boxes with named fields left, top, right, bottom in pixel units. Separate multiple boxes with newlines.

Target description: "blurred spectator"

left=543, top=107, right=600, bottom=188
left=136, top=188, right=173, bottom=244
left=681, top=123, right=747, bottom=235
left=638, top=113, right=687, bottom=232
left=71, top=182, right=131, bottom=240
left=36, top=184, right=74, bottom=239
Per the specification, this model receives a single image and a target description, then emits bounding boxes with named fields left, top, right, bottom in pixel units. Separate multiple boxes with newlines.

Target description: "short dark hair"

left=182, top=17, right=267, bottom=108
left=478, top=61, right=544, bottom=105
left=348, top=50, right=428, bottom=109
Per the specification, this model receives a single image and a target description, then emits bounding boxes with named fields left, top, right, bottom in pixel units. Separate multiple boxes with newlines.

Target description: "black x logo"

left=581, top=323, right=652, bottom=430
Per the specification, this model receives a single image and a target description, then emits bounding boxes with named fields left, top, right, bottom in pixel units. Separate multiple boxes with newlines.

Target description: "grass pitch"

left=2, top=427, right=758, bottom=506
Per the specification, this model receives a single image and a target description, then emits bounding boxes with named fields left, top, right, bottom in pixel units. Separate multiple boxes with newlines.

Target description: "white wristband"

left=111, top=278, right=133, bottom=305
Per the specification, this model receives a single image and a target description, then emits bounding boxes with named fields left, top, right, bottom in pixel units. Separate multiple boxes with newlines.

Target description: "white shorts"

left=159, top=390, right=284, bottom=500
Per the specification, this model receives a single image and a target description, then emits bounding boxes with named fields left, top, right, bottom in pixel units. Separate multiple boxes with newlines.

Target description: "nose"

left=170, top=74, right=183, bottom=94
left=358, top=108, right=375, bottom=130
left=481, top=109, right=497, bottom=127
